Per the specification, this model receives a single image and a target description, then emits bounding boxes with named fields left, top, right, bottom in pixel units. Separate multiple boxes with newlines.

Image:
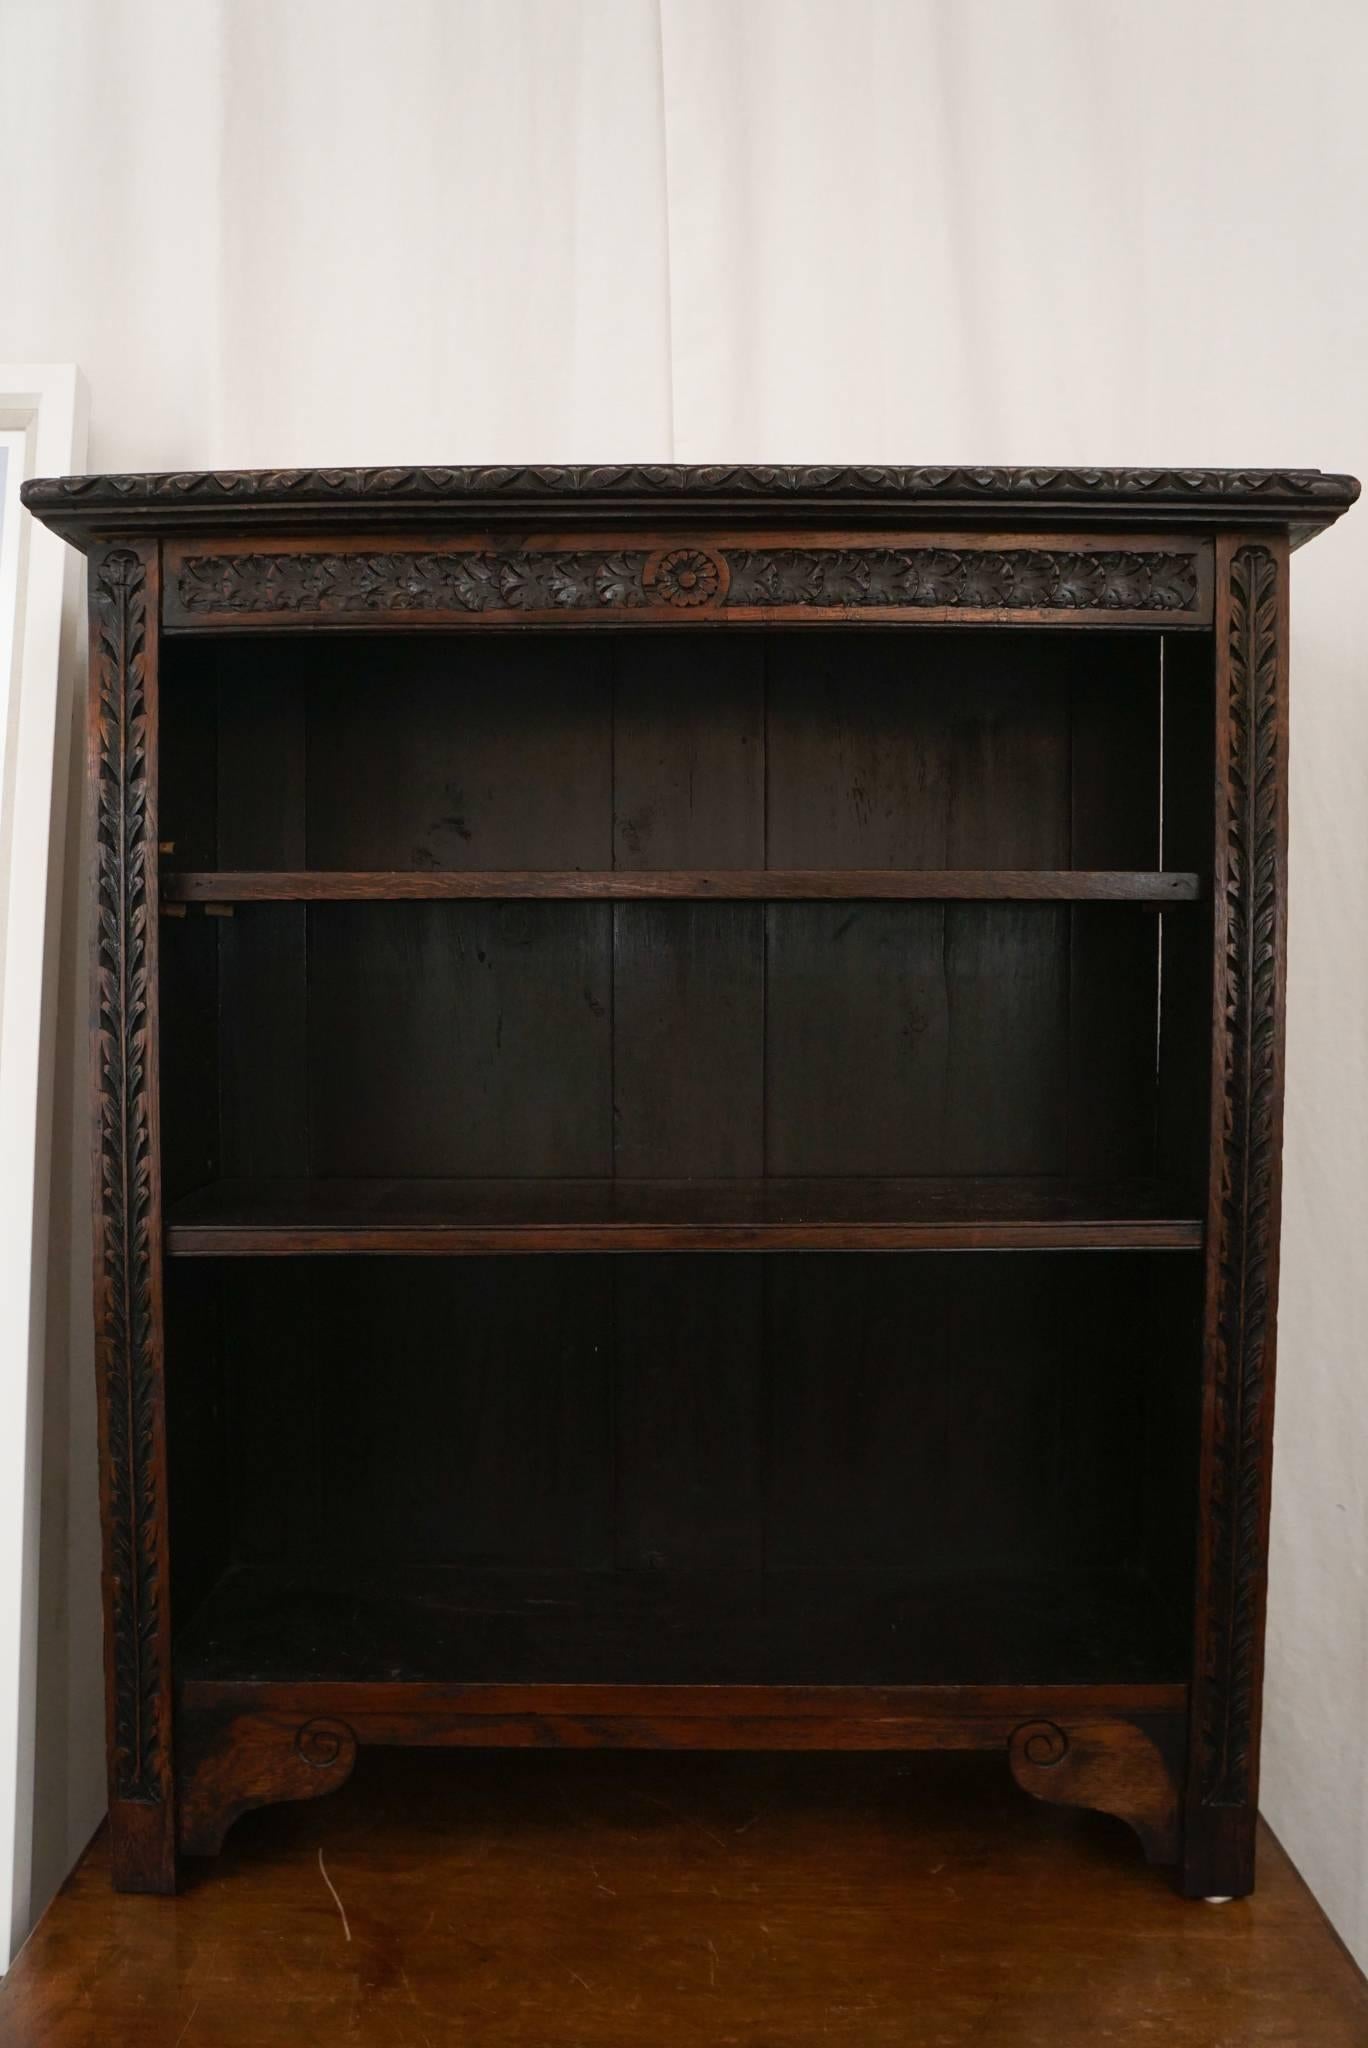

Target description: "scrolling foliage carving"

left=1200, top=543, right=1282, bottom=1809
left=92, top=545, right=163, bottom=1805
left=173, top=544, right=1200, bottom=619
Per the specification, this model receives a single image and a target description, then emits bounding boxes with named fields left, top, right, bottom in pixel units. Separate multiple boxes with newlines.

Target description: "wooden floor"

left=3, top=1750, right=1366, bottom=2046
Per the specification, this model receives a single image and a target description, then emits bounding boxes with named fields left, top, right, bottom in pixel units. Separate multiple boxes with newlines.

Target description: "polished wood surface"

left=163, top=1174, right=1204, bottom=1255
left=172, top=1682, right=1188, bottom=1863
left=3, top=1749, right=1366, bottom=2047
left=21, top=463, right=1356, bottom=1902
left=161, top=867, right=1202, bottom=902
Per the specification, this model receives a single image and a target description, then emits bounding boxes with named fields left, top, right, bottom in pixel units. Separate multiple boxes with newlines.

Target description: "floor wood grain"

left=3, top=1750, right=1365, bottom=2046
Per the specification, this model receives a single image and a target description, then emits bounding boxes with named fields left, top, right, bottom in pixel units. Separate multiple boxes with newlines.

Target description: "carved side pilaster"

left=89, top=541, right=176, bottom=1891
left=1184, top=537, right=1288, bottom=1899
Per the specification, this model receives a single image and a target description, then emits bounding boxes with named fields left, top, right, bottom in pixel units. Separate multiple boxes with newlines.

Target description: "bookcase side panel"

left=1183, top=534, right=1290, bottom=1899
left=88, top=540, right=177, bottom=1892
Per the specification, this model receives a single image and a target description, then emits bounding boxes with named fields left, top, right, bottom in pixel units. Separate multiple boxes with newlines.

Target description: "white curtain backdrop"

left=2, top=0, right=1366, bottom=1961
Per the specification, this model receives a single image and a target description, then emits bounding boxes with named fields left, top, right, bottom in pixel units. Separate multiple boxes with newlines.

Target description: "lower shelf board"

left=174, top=1675, right=1188, bottom=1751
left=174, top=1563, right=1189, bottom=1690
left=164, top=1175, right=1205, bottom=1255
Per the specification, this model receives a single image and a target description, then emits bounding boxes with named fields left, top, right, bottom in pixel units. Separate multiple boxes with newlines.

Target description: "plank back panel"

left=307, top=902, right=612, bottom=1178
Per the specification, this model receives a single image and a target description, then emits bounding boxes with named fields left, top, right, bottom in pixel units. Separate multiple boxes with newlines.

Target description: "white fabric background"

left=2, top=0, right=1366, bottom=1961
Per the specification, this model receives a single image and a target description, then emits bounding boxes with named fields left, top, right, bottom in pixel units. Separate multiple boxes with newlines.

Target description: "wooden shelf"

left=174, top=1561, right=1189, bottom=1688
left=160, top=868, right=1202, bottom=904
left=164, top=1176, right=1204, bottom=1256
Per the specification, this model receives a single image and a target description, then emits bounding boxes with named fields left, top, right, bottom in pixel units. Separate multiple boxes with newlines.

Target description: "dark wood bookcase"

left=24, top=462, right=1357, bottom=1899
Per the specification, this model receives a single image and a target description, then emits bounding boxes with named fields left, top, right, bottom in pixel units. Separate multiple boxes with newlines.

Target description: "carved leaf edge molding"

left=1200, top=541, right=1281, bottom=1810
left=174, top=544, right=1201, bottom=618
left=28, top=462, right=1358, bottom=510
left=93, top=544, right=164, bottom=1806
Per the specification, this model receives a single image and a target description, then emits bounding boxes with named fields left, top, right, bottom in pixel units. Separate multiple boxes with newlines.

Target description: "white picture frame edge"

left=0, top=364, right=88, bottom=1973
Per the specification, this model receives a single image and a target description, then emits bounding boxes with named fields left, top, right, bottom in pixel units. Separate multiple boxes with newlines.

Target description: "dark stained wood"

left=1007, top=1713, right=1183, bottom=1864
left=612, top=905, right=765, bottom=1178
left=24, top=458, right=1359, bottom=540
left=612, top=634, right=765, bottom=866
left=161, top=866, right=1201, bottom=901
left=612, top=1259, right=764, bottom=1571
left=765, top=1256, right=1145, bottom=1578
left=1157, top=630, right=1218, bottom=1203
left=218, top=1265, right=327, bottom=1569
left=175, top=1676, right=1186, bottom=1733
left=87, top=541, right=177, bottom=1894
left=176, top=1709, right=358, bottom=1859
left=155, top=911, right=219, bottom=1202
left=6, top=1753, right=1368, bottom=2048
left=171, top=1683, right=1190, bottom=1859
left=162, top=1265, right=229, bottom=1635
left=1066, top=637, right=1164, bottom=1176
left=941, top=905, right=1072, bottom=1173
left=764, top=901, right=1077, bottom=1178
left=154, top=649, right=220, bottom=1204
left=213, top=651, right=309, bottom=1181
left=171, top=1570, right=1189, bottom=1690
left=303, top=636, right=612, bottom=870
left=763, top=636, right=1080, bottom=1179
left=1183, top=535, right=1290, bottom=1901
left=318, top=1260, right=615, bottom=1571
left=765, top=631, right=1071, bottom=869
left=152, top=530, right=1218, bottom=632
left=162, top=1175, right=1204, bottom=1256
left=31, top=467, right=1353, bottom=1902
left=764, top=903, right=943, bottom=1176
left=306, top=902, right=612, bottom=1178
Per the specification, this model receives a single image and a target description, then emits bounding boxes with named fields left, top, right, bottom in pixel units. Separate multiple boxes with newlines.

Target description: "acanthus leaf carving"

left=1199, top=541, right=1282, bottom=1810
left=92, top=543, right=164, bottom=1808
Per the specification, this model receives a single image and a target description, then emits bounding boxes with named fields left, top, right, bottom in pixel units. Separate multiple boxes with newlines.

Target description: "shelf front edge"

left=165, top=1220, right=1205, bottom=1257
left=176, top=1677, right=1188, bottom=1752
left=160, top=868, right=1203, bottom=904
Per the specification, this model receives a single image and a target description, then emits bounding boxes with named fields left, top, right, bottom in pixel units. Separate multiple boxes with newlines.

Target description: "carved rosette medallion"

left=644, top=545, right=728, bottom=608
left=92, top=544, right=164, bottom=1808
left=1199, top=543, right=1283, bottom=1811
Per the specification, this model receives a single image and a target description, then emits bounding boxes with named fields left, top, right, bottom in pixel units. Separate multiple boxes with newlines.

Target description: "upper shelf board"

left=21, top=463, right=1360, bottom=550
left=160, top=869, right=1202, bottom=904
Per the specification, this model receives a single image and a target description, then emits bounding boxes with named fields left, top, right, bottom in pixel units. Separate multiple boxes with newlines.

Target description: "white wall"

left=0, top=367, right=87, bottom=1971
left=1, top=0, right=1365, bottom=1959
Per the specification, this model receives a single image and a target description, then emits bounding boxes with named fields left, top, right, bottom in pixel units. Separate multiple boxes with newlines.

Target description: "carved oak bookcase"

left=23, top=463, right=1357, bottom=1899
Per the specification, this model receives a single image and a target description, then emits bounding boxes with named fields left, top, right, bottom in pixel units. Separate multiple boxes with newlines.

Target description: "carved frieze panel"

left=165, top=537, right=1209, bottom=627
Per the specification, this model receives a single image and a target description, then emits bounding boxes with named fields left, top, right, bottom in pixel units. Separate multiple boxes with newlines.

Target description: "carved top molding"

left=21, top=463, right=1359, bottom=551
